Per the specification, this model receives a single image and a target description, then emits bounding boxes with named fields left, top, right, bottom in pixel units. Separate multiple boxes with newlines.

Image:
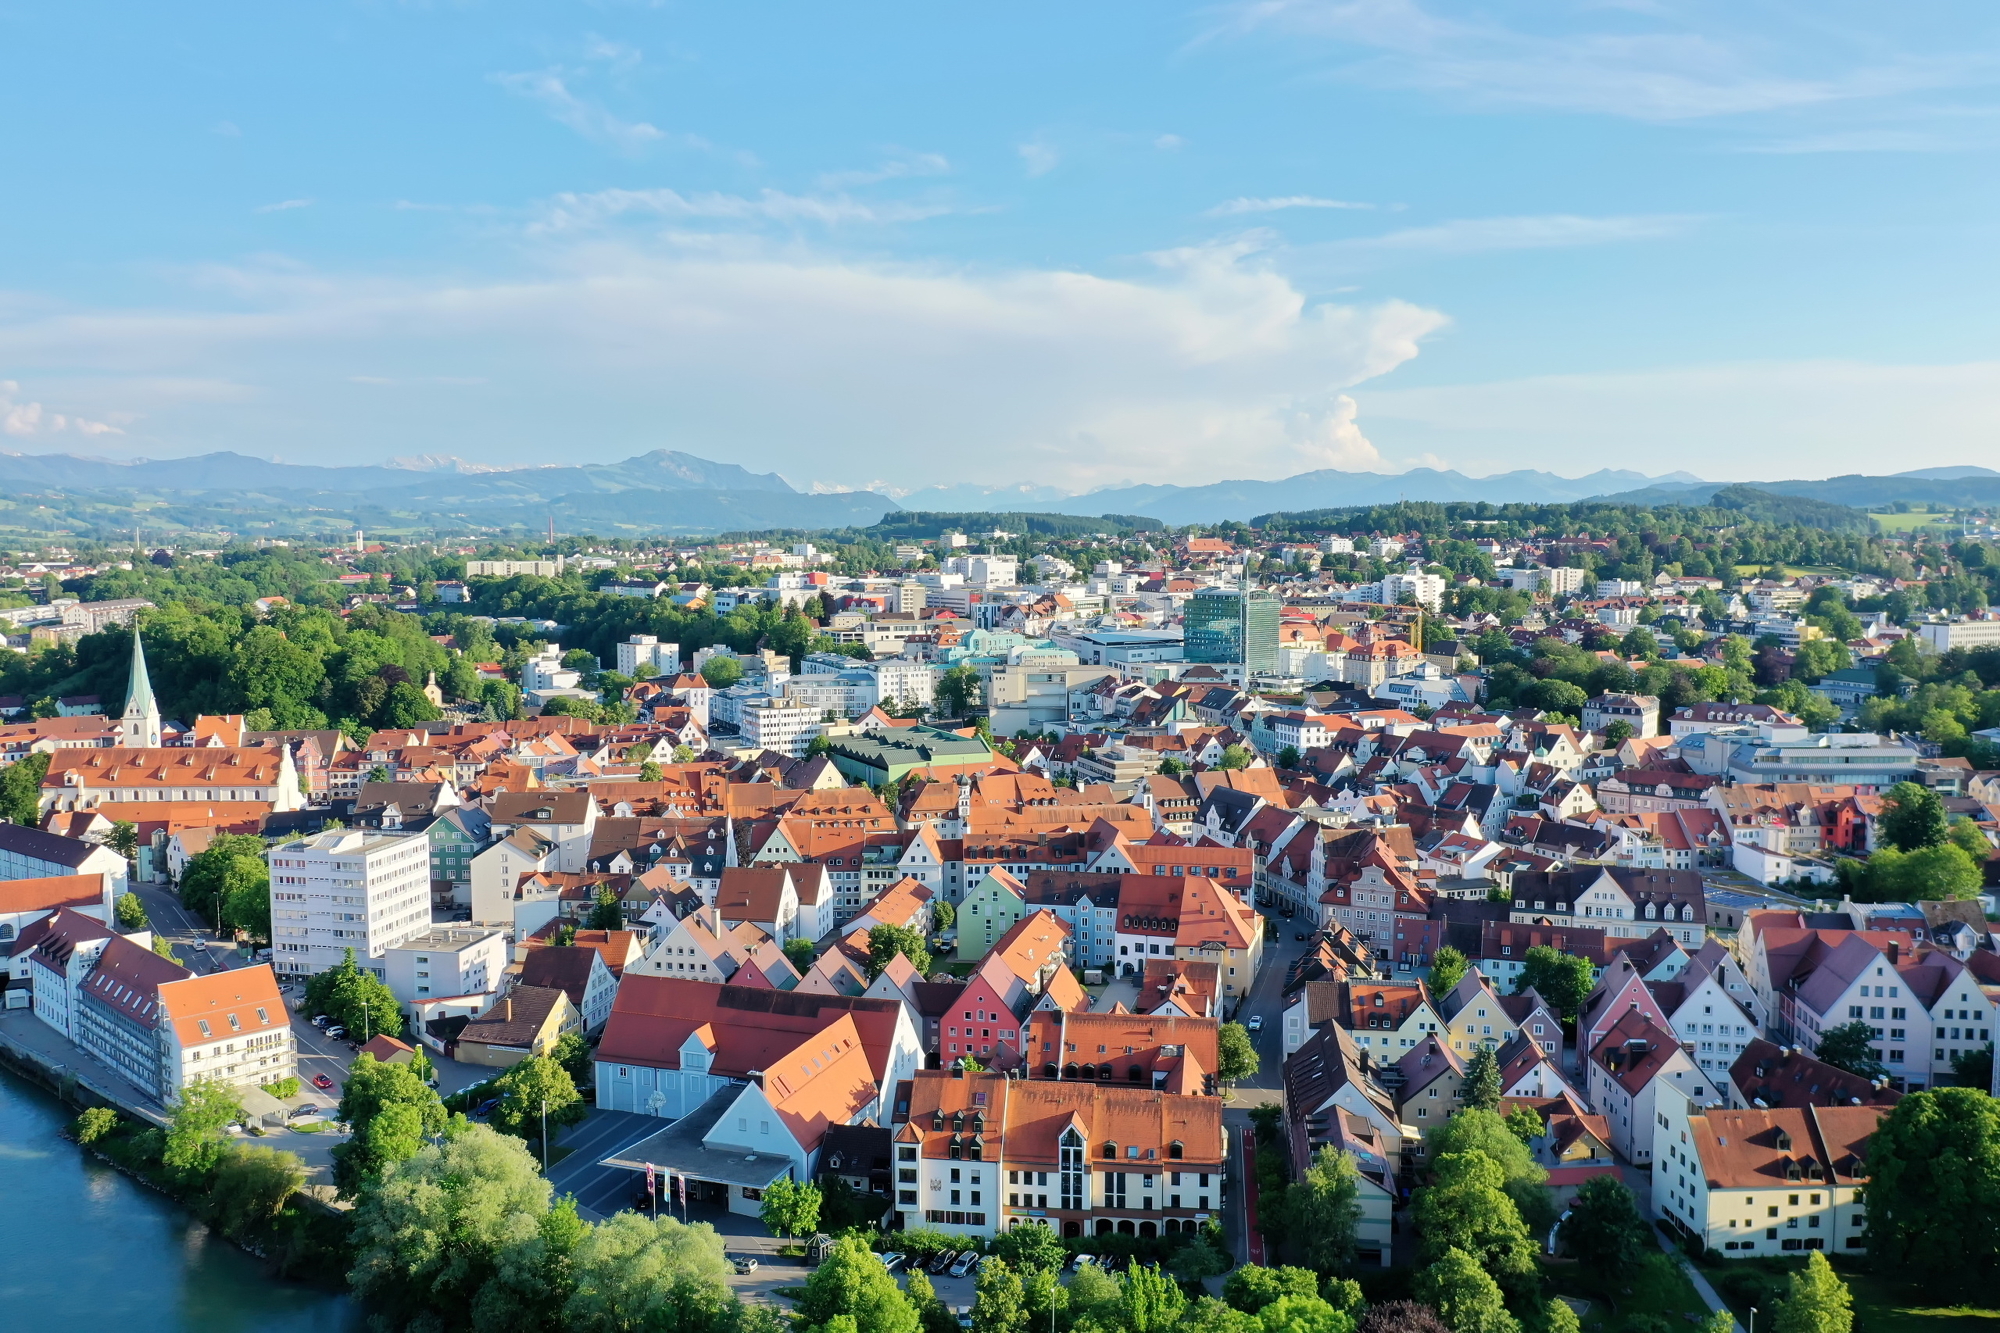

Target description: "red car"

left=311, top=1073, right=336, bottom=1092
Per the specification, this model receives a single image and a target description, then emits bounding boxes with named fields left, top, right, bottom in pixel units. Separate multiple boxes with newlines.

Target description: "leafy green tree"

left=74, top=1106, right=120, bottom=1144
left=1413, top=1249, right=1519, bottom=1333
left=1218, top=1022, right=1261, bottom=1084
left=489, top=1055, right=587, bottom=1152
left=107, top=820, right=140, bottom=865
left=784, top=937, right=818, bottom=973
left=1513, top=946, right=1594, bottom=1019
left=1260, top=1297, right=1355, bottom=1333
left=151, top=933, right=185, bottom=965
left=936, top=664, right=980, bottom=717
left=1559, top=1175, right=1649, bottom=1274
left=302, top=947, right=402, bottom=1041
left=562, top=1210, right=734, bottom=1333
left=1771, top=1252, right=1853, bottom=1333
left=973, top=1257, right=1027, bottom=1333
left=1410, top=1152, right=1537, bottom=1294
left=639, top=760, right=665, bottom=782
left=1872, top=843, right=1985, bottom=901
left=348, top=1124, right=555, bottom=1328
left=1542, top=1300, right=1582, bottom=1333
left=1286, top=1146, right=1362, bottom=1273
left=1461, top=1048, right=1502, bottom=1112
left=1813, top=1021, right=1888, bottom=1080
left=759, top=1175, right=822, bottom=1238
left=1427, top=948, right=1468, bottom=999
left=551, top=1030, right=593, bottom=1089
left=473, top=1193, right=591, bottom=1333
left=1878, top=781, right=1949, bottom=852
left=1951, top=1042, right=1994, bottom=1092
left=114, top=890, right=149, bottom=929
left=1119, top=1261, right=1188, bottom=1333
left=586, top=885, right=624, bottom=930
left=332, top=1052, right=448, bottom=1198
left=163, top=1079, right=243, bottom=1177
left=1276, top=745, right=1302, bottom=769
left=865, top=923, right=931, bottom=979
left=907, top=1270, right=959, bottom=1333
left=1226, top=1266, right=1323, bottom=1315
left=176, top=831, right=268, bottom=931
left=989, top=1218, right=1066, bottom=1274
left=1502, top=1105, right=1544, bottom=1143
left=1864, top=1086, right=2000, bottom=1286
left=1601, top=720, right=1634, bottom=747
left=795, top=1235, right=919, bottom=1333
left=0, top=751, right=50, bottom=825
left=932, top=900, right=955, bottom=932
left=207, top=1144, right=307, bottom=1241
left=1426, top=1109, right=1554, bottom=1237
left=1216, top=745, right=1254, bottom=770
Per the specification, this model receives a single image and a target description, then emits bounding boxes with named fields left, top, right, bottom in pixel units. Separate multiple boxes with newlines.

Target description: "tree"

left=1602, top=720, right=1634, bottom=747
left=489, top=1056, right=586, bottom=1152
left=1542, top=1300, right=1582, bottom=1333
left=1864, top=1086, right=2000, bottom=1286
left=302, top=947, right=402, bottom=1041
left=151, top=933, right=184, bottom=965
left=1226, top=1265, right=1323, bottom=1314
left=865, top=923, right=931, bottom=979
left=1878, top=780, right=1949, bottom=852
left=207, top=1144, right=307, bottom=1241
left=348, top=1125, right=555, bottom=1329
left=107, top=820, right=140, bottom=866
left=1217, top=1022, right=1261, bottom=1084
left=331, top=1052, right=448, bottom=1198
left=908, top=1270, right=959, bottom=1333
left=1357, top=1304, right=1452, bottom=1333
left=1409, top=1152, right=1537, bottom=1294
left=973, top=1256, right=1027, bottom=1333
left=1460, top=1048, right=1502, bottom=1112
left=1118, top=1262, right=1187, bottom=1333
left=0, top=751, right=50, bottom=825
left=1502, top=1105, right=1543, bottom=1143
left=1427, top=947, right=1468, bottom=999
left=563, top=1210, right=734, bottom=1333
left=74, top=1106, right=120, bottom=1144
left=551, top=1030, right=593, bottom=1089
left=1216, top=745, right=1254, bottom=770
left=1413, top=1249, right=1518, bottom=1333
left=1951, top=1042, right=1994, bottom=1092
left=114, top=890, right=149, bottom=929
left=990, top=1219, right=1066, bottom=1274
left=936, top=664, right=980, bottom=718
left=1513, top=946, right=1594, bottom=1019
left=1260, top=1297, right=1355, bottom=1333
left=759, top=1175, right=823, bottom=1238
left=1813, top=1021, right=1888, bottom=1080
left=638, top=760, right=664, bottom=782
left=177, top=832, right=269, bottom=932
left=163, top=1079, right=243, bottom=1177
left=784, top=937, right=818, bottom=973
left=1287, top=1146, right=1362, bottom=1273
left=1276, top=745, right=1302, bottom=770
left=1772, top=1252, right=1853, bottom=1333
left=1872, top=843, right=1985, bottom=901
left=795, top=1235, right=919, bottom=1333
left=932, top=900, right=956, bottom=932
left=586, top=885, right=624, bottom=930
left=1559, top=1175, right=1649, bottom=1274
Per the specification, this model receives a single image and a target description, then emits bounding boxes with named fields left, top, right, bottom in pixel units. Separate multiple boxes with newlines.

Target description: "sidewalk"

left=1625, top=1161, right=1743, bottom=1333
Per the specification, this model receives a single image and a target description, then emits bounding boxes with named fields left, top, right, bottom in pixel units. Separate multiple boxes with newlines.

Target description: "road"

left=1233, top=906, right=1316, bottom=1101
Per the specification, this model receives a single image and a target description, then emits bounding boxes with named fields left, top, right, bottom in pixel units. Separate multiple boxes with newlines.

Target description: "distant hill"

left=1597, top=472, right=2000, bottom=512
left=1705, top=484, right=1874, bottom=532
left=0, top=448, right=894, bottom=539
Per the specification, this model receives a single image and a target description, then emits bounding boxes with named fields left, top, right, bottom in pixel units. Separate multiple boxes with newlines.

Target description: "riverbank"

left=0, top=1067, right=360, bottom=1333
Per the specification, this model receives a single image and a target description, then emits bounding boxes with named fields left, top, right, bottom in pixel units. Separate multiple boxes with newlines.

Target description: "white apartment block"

left=268, top=830, right=434, bottom=980
left=740, top=698, right=821, bottom=758
left=383, top=925, right=509, bottom=1008
left=616, top=635, right=681, bottom=678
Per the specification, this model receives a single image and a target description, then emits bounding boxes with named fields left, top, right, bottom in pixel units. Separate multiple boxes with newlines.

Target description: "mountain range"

left=0, top=448, right=1993, bottom=540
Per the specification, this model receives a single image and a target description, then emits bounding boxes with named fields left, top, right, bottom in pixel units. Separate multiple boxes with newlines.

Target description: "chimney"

left=1887, top=940, right=1900, bottom=965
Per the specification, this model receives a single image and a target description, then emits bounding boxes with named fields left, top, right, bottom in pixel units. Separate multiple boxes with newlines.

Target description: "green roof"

left=826, top=725, right=994, bottom=779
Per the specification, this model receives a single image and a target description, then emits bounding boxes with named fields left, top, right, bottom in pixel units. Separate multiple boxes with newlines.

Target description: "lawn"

left=1699, top=1255, right=2000, bottom=1333
left=1868, top=512, right=1957, bottom=532
left=1548, top=1252, right=1711, bottom=1333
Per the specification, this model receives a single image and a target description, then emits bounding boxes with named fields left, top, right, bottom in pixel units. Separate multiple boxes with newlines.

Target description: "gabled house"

left=519, top=946, right=618, bottom=1033
left=1586, top=1008, right=1714, bottom=1163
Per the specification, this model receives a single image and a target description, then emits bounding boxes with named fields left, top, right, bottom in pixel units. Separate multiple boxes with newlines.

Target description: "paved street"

left=544, top=1108, right=676, bottom=1220
left=1233, top=906, right=1315, bottom=1102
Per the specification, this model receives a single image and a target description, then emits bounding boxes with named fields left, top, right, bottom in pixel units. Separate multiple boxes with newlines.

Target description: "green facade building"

left=1184, top=587, right=1280, bottom=672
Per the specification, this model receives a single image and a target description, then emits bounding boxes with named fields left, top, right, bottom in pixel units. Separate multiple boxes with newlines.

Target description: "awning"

left=598, top=1088, right=796, bottom=1191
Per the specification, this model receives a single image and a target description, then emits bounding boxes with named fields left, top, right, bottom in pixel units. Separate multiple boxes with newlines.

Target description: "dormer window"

left=1102, top=1141, right=1118, bottom=1159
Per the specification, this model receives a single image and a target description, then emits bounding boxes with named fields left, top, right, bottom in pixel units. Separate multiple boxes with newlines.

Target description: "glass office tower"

left=1184, top=587, right=1279, bottom=672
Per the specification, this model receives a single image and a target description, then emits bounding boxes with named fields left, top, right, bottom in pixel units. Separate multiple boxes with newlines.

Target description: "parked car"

left=311, top=1014, right=331, bottom=1027
left=732, top=1257, right=759, bottom=1275
left=289, top=1104, right=321, bottom=1118
left=926, top=1250, right=956, bottom=1275
left=1245, top=1015, right=1263, bottom=1032
left=955, top=1310, right=972, bottom=1330
left=879, top=1253, right=905, bottom=1273
left=324, top=1026, right=347, bottom=1039
left=472, top=1098, right=500, bottom=1120
left=1071, top=1254, right=1099, bottom=1271
left=310, top=1073, right=336, bottom=1092
left=949, top=1251, right=979, bottom=1278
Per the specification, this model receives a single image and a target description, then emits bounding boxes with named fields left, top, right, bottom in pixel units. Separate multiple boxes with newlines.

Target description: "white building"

left=266, top=830, right=434, bottom=980
left=740, top=698, right=822, bottom=758
left=521, top=645, right=583, bottom=694
left=1379, top=567, right=1446, bottom=612
left=616, top=635, right=681, bottom=678
left=383, top=926, right=509, bottom=1009
left=1916, top=617, right=2000, bottom=654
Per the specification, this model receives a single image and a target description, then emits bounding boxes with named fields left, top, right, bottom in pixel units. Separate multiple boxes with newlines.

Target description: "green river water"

left=0, top=1068, right=360, bottom=1332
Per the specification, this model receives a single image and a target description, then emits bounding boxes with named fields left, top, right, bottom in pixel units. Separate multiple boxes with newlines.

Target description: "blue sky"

left=2, top=1, right=1998, bottom=494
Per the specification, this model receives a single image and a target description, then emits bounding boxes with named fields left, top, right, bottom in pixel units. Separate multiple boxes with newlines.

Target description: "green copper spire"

left=122, top=631, right=160, bottom=746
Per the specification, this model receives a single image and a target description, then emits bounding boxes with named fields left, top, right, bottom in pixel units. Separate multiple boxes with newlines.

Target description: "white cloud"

left=0, top=238, right=1445, bottom=489
left=1018, top=141, right=1060, bottom=177
left=1355, top=358, right=2000, bottom=479
left=818, top=151, right=951, bottom=188
left=1209, top=195, right=1375, bottom=215
left=529, top=186, right=956, bottom=234
left=492, top=69, right=670, bottom=152
left=1222, top=0, right=1975, bottom=122
left=1302, top=212, right=1696, bottom=265
left=255, top=199, right=314, bottom=213
left=0, top=382, right=124, bottom=437
left=1288, top=394, right=1384, bottom=469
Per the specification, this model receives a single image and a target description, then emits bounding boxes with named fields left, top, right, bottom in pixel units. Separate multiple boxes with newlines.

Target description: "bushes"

left=73, top=1106, right=120, bottom=1144
left=262, top=1075, right=302, bottom=1100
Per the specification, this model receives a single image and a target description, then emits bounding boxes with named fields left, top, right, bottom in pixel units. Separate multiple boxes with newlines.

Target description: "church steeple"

left=121, top=631, right=160, bottom=748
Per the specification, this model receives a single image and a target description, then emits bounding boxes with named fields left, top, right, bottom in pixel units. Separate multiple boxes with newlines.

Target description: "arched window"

left=1128, top=1065, right=1144, bottom=1083
left=1102, top=1141, right=1118, bottom=1160
left=1168, top=1141, right=1184, bottom=1159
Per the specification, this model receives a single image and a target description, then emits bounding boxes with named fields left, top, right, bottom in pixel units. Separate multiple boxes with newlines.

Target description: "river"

left=0, top=1069, right=360, bottom=1333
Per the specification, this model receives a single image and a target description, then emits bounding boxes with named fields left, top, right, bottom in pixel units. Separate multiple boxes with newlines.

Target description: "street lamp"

left=541, top=1096, right=549, bottom=1168
left=1749, top=1307, right=1758, bottom=1333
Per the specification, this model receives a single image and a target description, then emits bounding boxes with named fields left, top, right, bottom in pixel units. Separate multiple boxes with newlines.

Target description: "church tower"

left=121, top=632, right=161, bottom=748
